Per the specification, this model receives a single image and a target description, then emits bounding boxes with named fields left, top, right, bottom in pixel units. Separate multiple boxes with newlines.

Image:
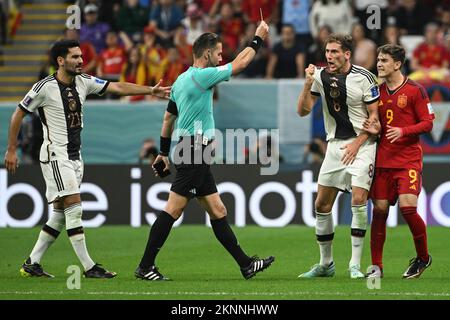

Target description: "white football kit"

left=19, top=73, right=109, bottom=202
left=311, top=65, right=380, bottom=191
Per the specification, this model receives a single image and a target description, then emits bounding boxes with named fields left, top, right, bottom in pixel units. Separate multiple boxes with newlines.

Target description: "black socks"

left=139, top=211, right=176, bottom=269
left=210, top=216, right=252, bottom=268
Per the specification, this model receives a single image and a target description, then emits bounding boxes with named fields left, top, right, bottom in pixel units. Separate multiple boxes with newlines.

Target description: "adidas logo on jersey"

left=189, top=188, right=196, bottom=194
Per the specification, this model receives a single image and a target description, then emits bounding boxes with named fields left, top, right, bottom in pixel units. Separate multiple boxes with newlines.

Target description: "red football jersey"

left=376, top=77, right=435, bottom=171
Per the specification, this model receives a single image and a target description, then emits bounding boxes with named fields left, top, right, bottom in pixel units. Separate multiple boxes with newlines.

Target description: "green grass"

left=0, top=226, right=449, bottom=300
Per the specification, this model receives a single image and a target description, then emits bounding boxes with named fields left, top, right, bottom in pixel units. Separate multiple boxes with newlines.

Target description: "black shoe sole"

left=135, top=275, right=171, bottom=281
left=84, top=273, right=117, bottom=279
left=135, top=273, right=171, bottom=281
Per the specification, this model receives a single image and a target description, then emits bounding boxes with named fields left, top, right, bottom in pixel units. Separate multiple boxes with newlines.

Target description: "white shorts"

left=318, top=138, right=376, bottom=192
left=40, top=159, right=84, bottom=203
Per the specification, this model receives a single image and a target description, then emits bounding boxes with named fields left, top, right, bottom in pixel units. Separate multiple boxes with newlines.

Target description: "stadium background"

left=0, top=0, right=450, bottom=302
left=1, top=0, right=449, bottom=229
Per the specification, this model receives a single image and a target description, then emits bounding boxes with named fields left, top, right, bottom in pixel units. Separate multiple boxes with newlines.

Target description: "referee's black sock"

left=139, top=211, right=176, bottom=269
left=210, top=216, right=252, bottom=268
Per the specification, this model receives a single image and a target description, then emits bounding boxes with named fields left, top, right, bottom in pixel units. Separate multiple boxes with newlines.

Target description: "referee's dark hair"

left=326, top=33, right=354, bottom=53
left=193, top=33, right=220, bottom=59
left=377, top=44, right=406, bottom=68
left=50, top=39, right=80, bottom=68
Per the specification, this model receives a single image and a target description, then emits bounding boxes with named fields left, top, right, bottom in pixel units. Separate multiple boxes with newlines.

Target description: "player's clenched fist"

left=255, top=20, right=269, bottom=40
left=305, top=64, right=315, bottom=86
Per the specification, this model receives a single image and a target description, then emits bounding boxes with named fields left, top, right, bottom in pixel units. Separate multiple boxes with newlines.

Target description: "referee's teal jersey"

left=170, top=63, right=232, bottom=139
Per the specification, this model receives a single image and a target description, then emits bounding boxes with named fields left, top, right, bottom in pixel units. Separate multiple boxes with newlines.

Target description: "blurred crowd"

left=34, top=0, right=450, bottom=101
left=13, top=0, right=450, bottom=165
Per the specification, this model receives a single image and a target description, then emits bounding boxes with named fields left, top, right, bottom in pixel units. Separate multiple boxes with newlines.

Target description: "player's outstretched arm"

left=106, top=79, right=171, bottom=99
left=4, top=107, right=27, bottom=174
left=297, top=64, right=318, bottom=117
left=231, top=21, right=269, bottom=75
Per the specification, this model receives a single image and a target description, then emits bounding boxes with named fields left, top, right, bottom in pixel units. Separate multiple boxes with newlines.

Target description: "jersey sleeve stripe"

left=352, top=66, right=377, bottom=84
left=33, top=74, right=54, bottom=85
left=311, top=91, right=321, bottom=96
left=33, top=76, right=55, bottom=93
left=18, top=103, right=32, bottom=114
left=33, top=74, right=53, bottom=87
left=352, top=70, right=376, bottom=85
left=364, top=96, right=380, bottom=104
left=98, top=81, right=110, bottom=96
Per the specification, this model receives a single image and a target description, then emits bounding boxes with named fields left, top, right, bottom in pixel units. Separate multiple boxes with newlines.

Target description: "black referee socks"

left=211, top=216, right=252, bottom=268
left=139, top=211, right=176, bottom=269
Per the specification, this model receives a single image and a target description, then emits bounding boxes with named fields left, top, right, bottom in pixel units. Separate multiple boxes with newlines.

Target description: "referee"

left=136, top=21, right=275, bottom=281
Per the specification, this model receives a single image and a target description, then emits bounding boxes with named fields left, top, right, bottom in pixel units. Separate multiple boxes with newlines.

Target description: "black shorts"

left=170, top=163, right=217, bottom=198
left=170, top=136, right=217, bottom=198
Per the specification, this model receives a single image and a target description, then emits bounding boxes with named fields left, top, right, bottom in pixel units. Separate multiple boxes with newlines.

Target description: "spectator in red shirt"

left=97, top=31, right=127, bottom=82
left=161, top=45, right=184, bottom=86
left=215, top=2, right=245, bottom=62
left=173, top=26, right=193, bottom=69
left=204, top=0, right=224, bottom=15
left=411, top=23, right=449, bottom=71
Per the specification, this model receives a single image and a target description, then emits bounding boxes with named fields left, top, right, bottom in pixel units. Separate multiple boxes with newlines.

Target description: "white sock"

left=315, top=212, right=334, bottom=266
left=29, top=209, right=64, bottom=264
left=319, top=241, right=333, bottom=266
left=69, top=233, right=95, bottom=271
left=65, top=204, right=95, bottom=271
left=29, top=231, right=56, bottom=264
left=350, top=205, right=368, bottom=267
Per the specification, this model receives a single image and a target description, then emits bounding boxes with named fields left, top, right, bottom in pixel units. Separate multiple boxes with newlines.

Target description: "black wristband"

left=249, top=36, right=263, bottom=53
left=160, top=136, right=171, bottom=156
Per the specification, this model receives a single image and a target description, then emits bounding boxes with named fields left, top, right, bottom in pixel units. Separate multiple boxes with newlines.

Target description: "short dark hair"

left=50, top=39, right=80, bottom=68
left=377, top=44, right=406, bottom=67
left=193, top=33, right=220, bottom=59
left=325, top=33, right=354, bottom=53
left=282, top=24, right=295, bottom=32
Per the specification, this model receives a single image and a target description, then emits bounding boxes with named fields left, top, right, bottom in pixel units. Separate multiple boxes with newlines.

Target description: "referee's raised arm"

left=230, top=20, right=269, bottom=75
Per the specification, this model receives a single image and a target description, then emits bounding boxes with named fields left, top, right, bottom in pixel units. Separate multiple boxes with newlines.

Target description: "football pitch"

left=0, top=225, right=449, bottom=300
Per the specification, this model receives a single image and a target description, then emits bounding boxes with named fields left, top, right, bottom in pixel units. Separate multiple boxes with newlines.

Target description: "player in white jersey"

left=4, top=39, right=170, bottom=278
left=296, top=34, right=380, bottom=278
